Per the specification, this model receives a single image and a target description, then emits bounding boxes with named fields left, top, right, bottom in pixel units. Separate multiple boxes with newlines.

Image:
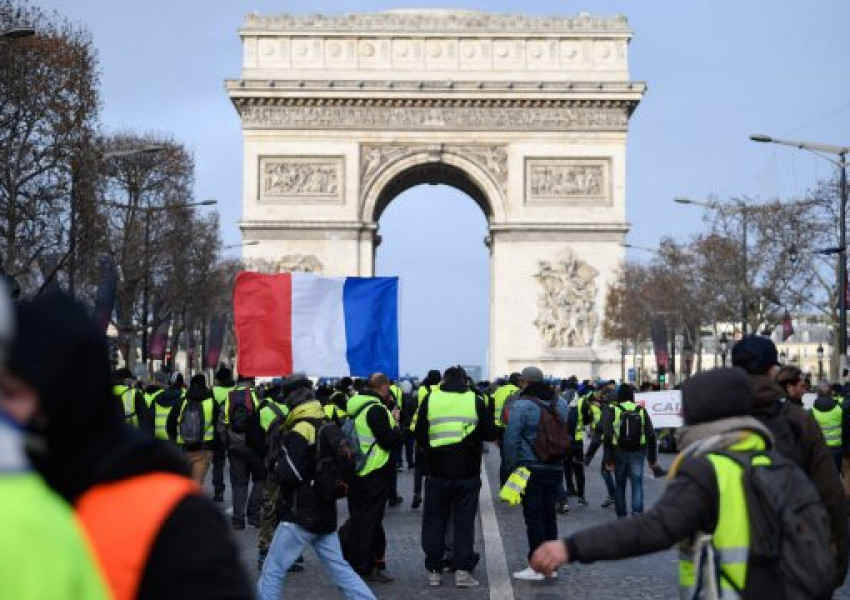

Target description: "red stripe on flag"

left=234, top=272, right=293, bottom=376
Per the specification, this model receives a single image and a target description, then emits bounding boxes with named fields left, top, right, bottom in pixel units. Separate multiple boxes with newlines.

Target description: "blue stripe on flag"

left=343, top=277, right=399, bottom=379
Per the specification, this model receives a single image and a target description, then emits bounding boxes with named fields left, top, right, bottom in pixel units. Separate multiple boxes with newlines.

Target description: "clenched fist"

left=530, top=540, right=569, bottom=576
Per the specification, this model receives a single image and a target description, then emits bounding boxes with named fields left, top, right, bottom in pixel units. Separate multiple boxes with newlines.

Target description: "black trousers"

left=421, top=476, right=480, bottom=572
left=413, top=446, right=425, bottom=496
left=344, top=468, right=392, bottom=575
left=563, top=441, right=586, bottom=497
left=212, top=438, right=226, bottom=495
left=403, top=429, right=416, bottom=467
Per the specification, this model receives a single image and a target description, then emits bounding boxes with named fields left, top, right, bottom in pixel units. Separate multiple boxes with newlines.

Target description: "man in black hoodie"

left=3, top=292, right=252, bottom=599
left=414, top=366, right=497, bottom=587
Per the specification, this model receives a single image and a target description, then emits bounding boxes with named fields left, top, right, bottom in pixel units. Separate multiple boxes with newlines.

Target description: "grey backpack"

left=179, top=400, right=205, bottom=445
left=340, top=401, right=379, bottom=472
left=717, top=450, right=834, bottom=599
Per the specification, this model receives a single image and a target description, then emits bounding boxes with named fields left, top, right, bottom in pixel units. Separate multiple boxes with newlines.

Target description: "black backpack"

left=618, top=405, right=644, bottom=451
left=716, top=449, right=834, bottom=599
left=228, top=388, right=254, bottom=434
left=179, top=400, right=205, bottom=445
left=312, top=419, right=356, bottom=501
left=531, top=398, right=571, bottom=462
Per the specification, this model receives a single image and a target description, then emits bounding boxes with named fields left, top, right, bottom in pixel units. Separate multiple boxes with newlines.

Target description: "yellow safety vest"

left=152, top=389, right=180, bottom=441
left=678, top=435, right=762, bottom=599
left=176, top=397, right=215, bottom=444
left=575, top=394, right=592, bottom=442
left=812, top=404, right=843, bottom=448
left=410, top=383, right=439, bottom=431
left=493, top=384, right=519, bottom=428
left=113, top=384, right=139, bottom=428
left=426, top=389, right=479, bottom=447
left=347, top=394, right=391, bottom=476
left=613, top=401, right=646, bottom=447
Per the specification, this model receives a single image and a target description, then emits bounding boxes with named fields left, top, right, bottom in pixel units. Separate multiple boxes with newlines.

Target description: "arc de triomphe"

left=226, top=10, right=645, bottom=379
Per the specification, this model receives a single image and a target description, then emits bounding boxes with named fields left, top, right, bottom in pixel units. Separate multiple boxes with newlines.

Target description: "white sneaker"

left=547, top=570, right=558, bottom=579
left=455, top=570, right=480, bottom=588
left=512, top=566, right=544, bottom=581
left=428, top=571, right=442, bottom=587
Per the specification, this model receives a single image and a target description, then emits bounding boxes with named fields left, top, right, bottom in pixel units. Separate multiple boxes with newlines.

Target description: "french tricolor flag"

left=234, top=272, right=399, bottom=378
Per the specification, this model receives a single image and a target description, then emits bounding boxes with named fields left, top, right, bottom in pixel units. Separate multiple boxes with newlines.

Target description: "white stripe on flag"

left=291, top=273, right=349, bottom=376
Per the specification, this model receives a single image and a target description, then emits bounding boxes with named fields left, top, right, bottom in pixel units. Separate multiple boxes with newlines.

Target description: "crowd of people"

left=3, top=289, right=850, bottom=598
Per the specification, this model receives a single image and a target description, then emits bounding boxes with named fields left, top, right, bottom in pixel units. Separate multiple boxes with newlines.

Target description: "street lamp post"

left=68, top=146, right=164, bottom=296
left=750, top=134, right=849, bottom=376
left=817, top=344, right=825, bottom=382
left=103, top=199, right=217, bottom=375
left=675, top=197, right=750, bottom=335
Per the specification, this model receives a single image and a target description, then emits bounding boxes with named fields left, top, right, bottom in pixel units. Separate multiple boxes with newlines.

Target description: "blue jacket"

left=502, top=384, right=569, bottom=473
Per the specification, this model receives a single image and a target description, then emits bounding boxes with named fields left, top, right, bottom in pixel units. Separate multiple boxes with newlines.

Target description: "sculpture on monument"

left=533, top=248, right=599, bottom=348
left=246, top=255, right=324, bottom=274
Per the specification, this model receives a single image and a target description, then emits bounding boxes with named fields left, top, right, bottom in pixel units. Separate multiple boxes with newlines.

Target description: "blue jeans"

left=614, top=449, right=645, bottom=517
left=258, top=521, right=375, bottom=600
left=521, top=468, right=561, bottom=559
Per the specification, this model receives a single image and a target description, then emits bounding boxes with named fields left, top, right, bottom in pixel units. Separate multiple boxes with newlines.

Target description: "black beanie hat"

left=215, top=365, right=232, bottom=382
left=681, top=367, right=754, bottom=426
left=190, top=373, right=206, bottom=387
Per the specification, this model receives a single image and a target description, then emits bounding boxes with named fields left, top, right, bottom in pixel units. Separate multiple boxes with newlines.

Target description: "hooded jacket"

left=566, top=416, right=786, bottom=599
left=747, top=374, right=848, bottom=587
left=8, top=292, right=252, bottom=599
left=273, top=398, right=338, bottom=534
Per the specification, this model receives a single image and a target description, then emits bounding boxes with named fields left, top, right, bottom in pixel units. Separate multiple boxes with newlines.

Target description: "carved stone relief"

left=360, top=143, right=507, bottom=198
left=533, top=248, right=599, bottom=348
left=240, top=103, right=629, bottom=132
left=259, top=156, right=343, bottom=204
left=246, top=254, right=324, bottom=274
left=243, top=12, right=631, bottom=34
left=525, top=158, right=610, bottom=206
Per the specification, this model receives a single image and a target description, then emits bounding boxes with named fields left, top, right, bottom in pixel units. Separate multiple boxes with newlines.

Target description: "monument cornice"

left=227, top=79, right=646, bottom=96
left=489, top=222, right=629, bottom=234
left=230, top=96, right=640, bottom=110
left=241, top=11, right=632, bottom=36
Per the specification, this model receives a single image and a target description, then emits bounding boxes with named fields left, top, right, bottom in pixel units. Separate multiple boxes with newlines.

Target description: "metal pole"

left=741, top=207, right=749, bottom=336
left=141, top=208, right=151, bottom=375
left=840, top=153, right=848, bottom=377
left=68, top=164, right=77, bottom=296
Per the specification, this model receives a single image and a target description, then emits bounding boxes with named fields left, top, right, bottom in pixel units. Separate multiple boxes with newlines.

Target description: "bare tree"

left=0, top=0, right=99, bottom=292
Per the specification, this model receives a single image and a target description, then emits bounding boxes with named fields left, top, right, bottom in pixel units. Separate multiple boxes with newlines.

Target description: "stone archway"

left=227, top=10, right=645, bottom=378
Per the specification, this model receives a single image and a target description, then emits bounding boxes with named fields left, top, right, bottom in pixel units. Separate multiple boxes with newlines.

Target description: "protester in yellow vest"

left=341, top=373, right=403, bottom=583
left=0, top=411, right=108, bottom=599
left=167, top=374, right=219, bottom=485
left=211, top=366, right=235, bottom=502
left=811, top=381, right=847, bottom=474
left=531, top=368, right=814, bottom=597
left=414, top=366, right=498, bottom=587
left=113, top=367, right=151, bottom=433
left=410, top=369, right=442, bottom=508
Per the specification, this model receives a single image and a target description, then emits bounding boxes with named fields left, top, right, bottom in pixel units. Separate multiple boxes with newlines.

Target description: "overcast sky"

left=31, top=0, right=850, bottom=377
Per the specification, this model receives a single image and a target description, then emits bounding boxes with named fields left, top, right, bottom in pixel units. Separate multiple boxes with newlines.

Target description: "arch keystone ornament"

left=227, top=9, right=645, bottom=379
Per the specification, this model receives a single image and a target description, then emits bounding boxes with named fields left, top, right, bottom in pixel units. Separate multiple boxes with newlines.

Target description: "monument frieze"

left=240, top=102, right=628, bottom=132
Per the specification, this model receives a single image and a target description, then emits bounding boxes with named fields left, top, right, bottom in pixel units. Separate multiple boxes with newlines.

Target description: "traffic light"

left=658, top=365, right=667, bottom=386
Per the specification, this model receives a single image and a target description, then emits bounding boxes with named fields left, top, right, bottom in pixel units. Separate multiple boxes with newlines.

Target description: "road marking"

left=479, top=454, right=514, bottom=600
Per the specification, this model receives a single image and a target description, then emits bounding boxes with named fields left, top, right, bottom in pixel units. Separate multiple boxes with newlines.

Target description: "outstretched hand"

left=530, top=540, right=569, bottom=576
